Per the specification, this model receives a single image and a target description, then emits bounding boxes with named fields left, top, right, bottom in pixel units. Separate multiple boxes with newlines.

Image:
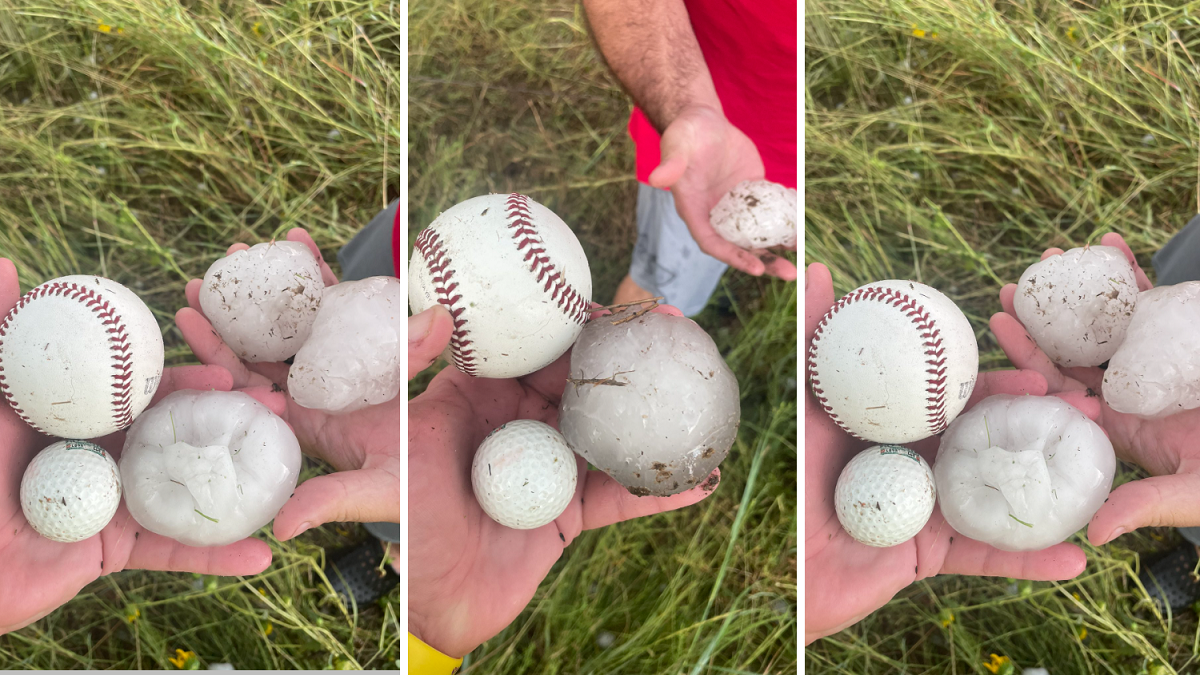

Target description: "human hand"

left=408, top=303, right=722, bottom=658
left=990, top=233, right=1200, bottom=545
left=175, top=228, right=403, bottom=539
left=804, top=263, right=1090, bottom=644
left=649, top=105, right=797, bottom=280
left=0, top=258, right=273, bottom=636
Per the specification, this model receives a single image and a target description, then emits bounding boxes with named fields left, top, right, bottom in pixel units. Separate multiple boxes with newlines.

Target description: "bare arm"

left=582, top=0, right=720, bottom=132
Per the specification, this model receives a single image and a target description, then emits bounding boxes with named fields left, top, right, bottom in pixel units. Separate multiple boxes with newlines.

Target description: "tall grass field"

left=409, top=0, right=797, bottom=672
left=808, top=1, right=1200, bottom=673
left=1, top=0, right=402, bottom=669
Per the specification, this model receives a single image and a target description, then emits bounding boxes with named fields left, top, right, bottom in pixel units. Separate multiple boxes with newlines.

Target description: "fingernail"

left=292, top=522, right=313, bottom=539
left=409, top=308, right=437, bottom=344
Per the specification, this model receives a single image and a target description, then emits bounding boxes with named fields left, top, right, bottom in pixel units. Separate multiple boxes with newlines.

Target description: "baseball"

left=0, top=275, right=164, bottom=439
left=410, top=193, right=593, bottom=378
left=808, top=280, right=979, bottom=444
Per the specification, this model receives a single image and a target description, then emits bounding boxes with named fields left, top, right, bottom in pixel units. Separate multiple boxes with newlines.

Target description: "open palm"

left=990, top=232, right=1200, bottom=545
left=804, top=263, right=1091, bottom=643
left=0, top=259, right=273, bottom=636
left=408, top=304, right=720, bottom=658
left=650, top=105, right=796, bottom=280
left=174, top=229, right=404, bottom=537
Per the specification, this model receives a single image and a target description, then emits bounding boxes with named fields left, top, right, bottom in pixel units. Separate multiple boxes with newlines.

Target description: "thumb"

left=648, top=153, right=688, bottom=190
left=1088, top=473, right=1200, bottom=545
left=273, top=466, right=403, bottom=540
left=409, top=305, right=454, bottom=379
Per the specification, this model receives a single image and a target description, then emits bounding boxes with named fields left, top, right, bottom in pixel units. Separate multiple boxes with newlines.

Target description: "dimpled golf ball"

left=834, top=445, right=936, bottom=548
left=20, top=440, right=122, bottom=543
left=471, top=420, right=577, bottom=530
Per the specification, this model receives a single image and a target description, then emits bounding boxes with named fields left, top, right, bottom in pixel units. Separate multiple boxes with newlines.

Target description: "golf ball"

left=471, top=420, right=577, bottom=530
left=20, top=440, right=122, bottom=543
left=834, top=445, right=936, bottom=548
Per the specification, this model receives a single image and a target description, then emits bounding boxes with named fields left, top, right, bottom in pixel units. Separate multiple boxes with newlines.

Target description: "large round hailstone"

left=934, top=394, right=1115, bottom=552
left=199, top=241, right=323, bottom=363
left=709, top=180, right=797, bottom=249
left=1103, top=282, right=1200, bottom=418
left=559, top=311, right=739, bottom=497
left=1013, top=245, right=1138, bottom=367
left=120, top=390, right=302, bottom=547
left=289, top=277, right=403, bottom=414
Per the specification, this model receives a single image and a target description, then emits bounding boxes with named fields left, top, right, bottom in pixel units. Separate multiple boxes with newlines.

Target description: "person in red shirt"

left=588, top=0, right=798, bottom=315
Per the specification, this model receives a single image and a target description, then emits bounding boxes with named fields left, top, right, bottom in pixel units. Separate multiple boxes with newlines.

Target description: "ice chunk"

left=120, top=390, right=302, bottom=546
left=934, top=394, right=1114, bottom=551
left=1103, top=282, right=1200, bottom=417
left=287, top=277, right=404, bottom=414
left=199, top=241, right=323, bottom=362
left=709, top=180, right=797, bottom=249
left=1013, top=246, right=1138, bottom=367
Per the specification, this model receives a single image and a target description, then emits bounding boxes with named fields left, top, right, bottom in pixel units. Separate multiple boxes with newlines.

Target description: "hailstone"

left=199, top=241, right=323, bottom=362
left=288, top=277, right=404, bottom=414
left=1103, top=282, right=1200, bottom=418
left=559, top=311, right=739, bottom=497
left=934, top=394, right=1115, bottom=552
left=709, top=180, right=797, bottom=249
left=119, top=390, right=302, bottom=547
left=1013, top=245, right=1138, bottom=367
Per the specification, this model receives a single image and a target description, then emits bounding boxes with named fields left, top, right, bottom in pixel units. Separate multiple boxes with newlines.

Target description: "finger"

left=692, top=226, right=767, bottom=276
left=152, top=365, right=233, bottom=405
left=273, top=467, right=403, bottom=540
left=1088, top=473, right=1200, bottom=545
left=647, top=154, right=689, bottom=190
left=1099, top=232, right=1154, bottom=290
left=0, top=258, right=22, bottom=315
left=940, top=537, right=1086, bottom=580
left=1040, top=247, right=1064, bottom=261
left=804, top=263, right=835, bottom=347
left=967, top=369, right=1048, bottom=408
left=237, top=384, right=289, bottom=417
left=226, top=243, right=250, bottom=256
left=126, top=531, right=273, bottom=576
left=1053, top=388, right=1103, bottom=422
left=409, top=305, right=454, bottom=380
left=989, top=312, right=1085, bottom=393
left=757, top=251, right=799, bottom=281
left=175, top=307, right=269, bottom=389
left=287, top=228, right=339, bottom=287
left=651, top=304, right=685, bottom=318
left=999, top=283, right=1017, bottom=318
left=244, top=361, right=291, bottom=385
left=185, top=278, right=203, bottom=314
left=580, top=468, right=720, bottom=531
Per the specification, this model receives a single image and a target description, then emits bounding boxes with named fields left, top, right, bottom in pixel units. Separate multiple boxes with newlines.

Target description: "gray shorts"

left=338, top=200, right=401, bottom=544
left=1155, top=215, right=1200, bottom=545
left=628, top=183, right=728, bottom=317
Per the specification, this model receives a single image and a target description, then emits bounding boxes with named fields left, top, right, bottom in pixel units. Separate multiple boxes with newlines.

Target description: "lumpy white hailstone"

left=1103, top=282, right=1200, bottom=418
left=1013, top=245, right=1138, bottom=367
left=709, top=180, right=797, bottom=249
left=934, top=394, right=1115, bottom=552
left=199, top=241, right=323, bottom=362
left=288, top=277, right=404, bottom=414
left=119, top=390, right=302, bottom=547
left=559, top=311, right=739, bottom=497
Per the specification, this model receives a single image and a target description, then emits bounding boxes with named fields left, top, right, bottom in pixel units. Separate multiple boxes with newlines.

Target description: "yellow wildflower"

left=251, top=22, right=264, bottom=37
left=1067, top=26, right=1079, bottom=42
left=937, top=608, right=955, bottom=627
left=1078, top=627, right=1088, bottom=640
left=910, top=23, right=939, bottom=39
left=167, top=649, right=198, bottom=670
left=264, top=622, right=274, bottom=636
left=983, top=654, right=1014, bottom=675
left=97, top=23, right=125, bottom=34
left=125, top=606, right=141, bottom=624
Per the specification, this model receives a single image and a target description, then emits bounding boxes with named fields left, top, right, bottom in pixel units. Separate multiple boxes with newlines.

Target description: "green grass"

left=0, top=0, right=401, bottom=668
left=409, top=0, right=797, bottom=672
left=807, top=0, right=1200, bottom=672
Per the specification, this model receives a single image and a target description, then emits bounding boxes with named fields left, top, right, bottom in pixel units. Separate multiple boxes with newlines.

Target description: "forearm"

left=582, top=0, right=720, bottom=131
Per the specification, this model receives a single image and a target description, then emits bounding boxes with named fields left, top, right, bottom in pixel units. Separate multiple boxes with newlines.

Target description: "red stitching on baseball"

left=807, top=285, right=950, bottom=438
left=414, top=229, right=479, bottom=376
left=0, top=280, right=136, bottom=433
left=505, top=194, right=590, bottom=325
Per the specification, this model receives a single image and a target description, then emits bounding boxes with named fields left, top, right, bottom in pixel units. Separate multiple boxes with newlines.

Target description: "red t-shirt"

left=629, top=0, right=797, bottom=189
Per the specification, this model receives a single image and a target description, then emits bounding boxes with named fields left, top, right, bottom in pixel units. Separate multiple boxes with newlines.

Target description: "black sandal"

left=324, top=539, right=400, bottom=609
left=1140, top=543, right=1200, bottom=612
